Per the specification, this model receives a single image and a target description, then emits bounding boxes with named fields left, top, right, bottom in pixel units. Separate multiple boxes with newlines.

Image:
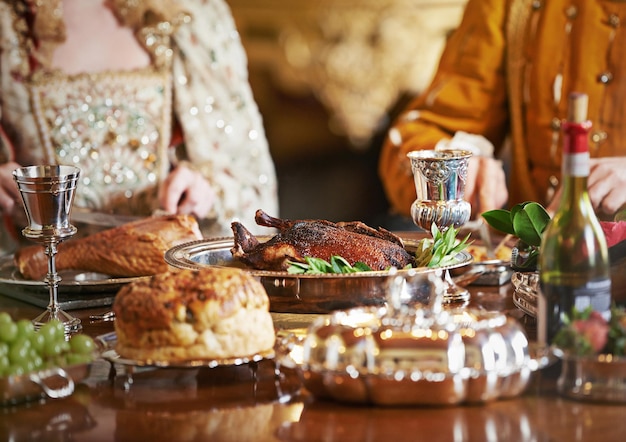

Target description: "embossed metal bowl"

left=511, top=258, right=626, bottom=318
left=281, top=300, right=550, bottom=406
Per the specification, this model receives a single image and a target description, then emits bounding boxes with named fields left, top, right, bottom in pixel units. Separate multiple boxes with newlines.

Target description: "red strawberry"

left=572, top=317, right=609, bottom=353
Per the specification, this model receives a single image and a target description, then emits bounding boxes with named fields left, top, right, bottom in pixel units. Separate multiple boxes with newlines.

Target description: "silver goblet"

left=408, top=149, right=472, bottom=303
left=13, top=165, right=82, bottom=334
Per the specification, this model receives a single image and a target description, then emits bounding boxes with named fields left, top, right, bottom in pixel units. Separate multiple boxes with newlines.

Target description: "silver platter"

left=97, top=332, right=275, bottom=369
left=0, top=255, right=146, bottom=309
left=165, top=236, right=473, bottom=314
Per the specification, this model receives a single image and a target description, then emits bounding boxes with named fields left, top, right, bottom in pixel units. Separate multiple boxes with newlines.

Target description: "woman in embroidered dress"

left=378, top=0, right=626, bottom=222
left=0, top=0, right=278, bottom=252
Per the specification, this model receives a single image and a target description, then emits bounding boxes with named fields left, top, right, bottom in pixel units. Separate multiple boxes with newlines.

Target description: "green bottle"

left=538, top=92, right=611, bottom=346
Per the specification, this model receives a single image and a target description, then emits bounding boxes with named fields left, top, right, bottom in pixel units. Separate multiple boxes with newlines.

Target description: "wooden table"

left=1, top=278, right=625, bottom=442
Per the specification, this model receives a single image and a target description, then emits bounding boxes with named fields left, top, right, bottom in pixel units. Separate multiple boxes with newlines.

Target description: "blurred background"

left=229, top=0, right=468, bottom=225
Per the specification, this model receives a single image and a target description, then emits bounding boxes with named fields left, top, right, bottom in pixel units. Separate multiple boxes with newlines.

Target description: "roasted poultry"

left=15, top=214, right=203, bottom=280
left=231, top=210, right=414, bottom=271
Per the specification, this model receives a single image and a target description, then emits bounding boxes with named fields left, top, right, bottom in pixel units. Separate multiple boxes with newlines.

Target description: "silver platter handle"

left=262, top=276, right=301, bottom=297
left=28, top=367, right=75, bottom=399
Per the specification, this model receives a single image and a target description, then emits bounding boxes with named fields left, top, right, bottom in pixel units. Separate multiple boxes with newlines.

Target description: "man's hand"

left=464, top=156, right=509, bottom=218
left=547, top=157, right=626, bottom=220
left=588, top=157, right=626, bottom=218
left=158, top=164, right=214, bottom=218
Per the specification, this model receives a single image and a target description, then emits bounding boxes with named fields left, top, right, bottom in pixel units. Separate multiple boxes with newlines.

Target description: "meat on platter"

left=230, top=210, right=414, bottom=271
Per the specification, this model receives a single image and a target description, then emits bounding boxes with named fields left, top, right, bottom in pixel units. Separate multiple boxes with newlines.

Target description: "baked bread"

left=113, top=267, right=275, bottom=361
left=14, top=214, right=202, bottom=279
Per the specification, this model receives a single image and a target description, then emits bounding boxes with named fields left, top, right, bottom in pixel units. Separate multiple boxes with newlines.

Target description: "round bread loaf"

left=113, top=267, right=275, bottom=361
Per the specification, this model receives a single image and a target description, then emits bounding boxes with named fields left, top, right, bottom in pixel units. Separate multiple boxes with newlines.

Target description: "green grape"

left=66, top=353, right=92, bottom=366
left=0, top=354, right=9, bottom=372
left=59, top=340, right=71, bottom=354
left=39, top=321, right=58, bottom=345
left=0, top=315, right=96, bottom=378
left=53, top=354, right=68, bottom=368
left=0, top=321, right=18, bottom=343
left=31, top=354, right=43, bottom=370
left=50, top=320, right=66, bottom=341
left=29, top=332, right=45, bottom=353
left=69, top=334, right=96, bottom=355
left=8, top=337, right=31, bottom=365
left=20, top=358, right=36, bottom=373
left=0, top=312, right=12, bottom=324
left=0, top=342, right=8, bottom=357
left=15, top=319, right=35, bottom=339
left=43, top=341, right=64, bottom=358
left=5, top=364, right=25, bottom=377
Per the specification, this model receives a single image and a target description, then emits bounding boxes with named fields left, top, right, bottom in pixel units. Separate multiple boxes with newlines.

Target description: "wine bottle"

left=538, top=92, right=612, bottom=346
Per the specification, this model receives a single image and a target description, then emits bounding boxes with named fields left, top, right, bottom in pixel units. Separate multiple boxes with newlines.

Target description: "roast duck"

left=15, top=214, right=203, bottom=280
left=231, top=210, right=414, bottom=271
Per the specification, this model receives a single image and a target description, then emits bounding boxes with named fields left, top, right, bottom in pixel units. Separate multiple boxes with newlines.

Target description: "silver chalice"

left=408, top=149, right=472, bottom=303
left=13, top=165, right=81, bottom=334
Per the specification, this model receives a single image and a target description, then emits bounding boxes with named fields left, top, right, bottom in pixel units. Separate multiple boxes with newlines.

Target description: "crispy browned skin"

left=231, top=210, right=414, bottom=271
left=15, top=215, right=202, bottom=279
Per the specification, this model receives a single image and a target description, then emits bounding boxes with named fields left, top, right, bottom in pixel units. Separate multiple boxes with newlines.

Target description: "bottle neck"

left=561, top=120, right=591, bottom=178
left=560, top=120, right=591, bottom=206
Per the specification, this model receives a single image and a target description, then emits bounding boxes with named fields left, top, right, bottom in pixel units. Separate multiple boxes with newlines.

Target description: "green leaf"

left=482, top=202, right=551, bottom=248
left=353, top=262, right=372, bottom=272
left=305, top=257, right=332, bottom=274
left=481, top=209, right=515, bottom=235
left=512, top=203, right=550, bottom=247
left=286, top=256, right=373, bottom=275
left=523, top=202, right=551, bottom=236
left=287, top=261, right=309, bottom=274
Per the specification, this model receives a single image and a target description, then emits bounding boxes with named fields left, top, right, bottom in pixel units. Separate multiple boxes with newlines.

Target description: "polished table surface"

left=1, top=273, right=626, bottom=441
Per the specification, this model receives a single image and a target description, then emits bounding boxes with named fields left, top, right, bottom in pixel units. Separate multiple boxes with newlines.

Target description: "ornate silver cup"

left=408, top=150, right=472, bottom=303
left=13, top=165, right=81, bottom=334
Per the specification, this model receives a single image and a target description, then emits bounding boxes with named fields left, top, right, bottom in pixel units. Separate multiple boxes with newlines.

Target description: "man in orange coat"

left=379, top=0, right=626, bottom=221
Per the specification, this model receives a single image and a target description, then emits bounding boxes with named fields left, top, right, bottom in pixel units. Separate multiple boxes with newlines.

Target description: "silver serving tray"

left=0, top=256, right=146, bottom=309
left=165, top=236, right=473, bottom=314
left=97, top=332, right=275, bottom=369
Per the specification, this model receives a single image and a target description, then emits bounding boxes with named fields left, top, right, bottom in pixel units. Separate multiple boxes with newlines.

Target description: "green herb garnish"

left=287, top=256, right=372, bottom=275
left=414, top=223, right=471, bottom=268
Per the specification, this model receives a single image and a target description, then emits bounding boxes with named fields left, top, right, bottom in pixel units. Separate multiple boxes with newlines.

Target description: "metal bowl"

left=281, top=301, right=551, bottom=406
left=165, top=237, right=473, bottom=314
left=557, top=353, right=626, bottom=403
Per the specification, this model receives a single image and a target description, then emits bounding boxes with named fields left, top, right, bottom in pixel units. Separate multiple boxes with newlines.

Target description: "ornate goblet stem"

left=13, top=165, right=81, bottom=335
left=408, top=149, right=472, bottom=304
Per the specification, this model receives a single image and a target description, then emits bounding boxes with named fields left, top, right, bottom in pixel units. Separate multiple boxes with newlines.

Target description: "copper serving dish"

left=165, top=237, right=473, bottom=314
left=278, top=274, right=551, bottom=406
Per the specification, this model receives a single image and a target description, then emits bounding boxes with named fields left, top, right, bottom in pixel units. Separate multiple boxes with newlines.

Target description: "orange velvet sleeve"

left=378, top=0, right=511, bottom=217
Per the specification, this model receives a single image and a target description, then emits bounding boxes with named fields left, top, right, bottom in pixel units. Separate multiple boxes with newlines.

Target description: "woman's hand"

left=464, top=156, right=509, bottom=218
left=158, top=164, right=215, bottom=218
left=0, top=161, right=24, bottom=215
